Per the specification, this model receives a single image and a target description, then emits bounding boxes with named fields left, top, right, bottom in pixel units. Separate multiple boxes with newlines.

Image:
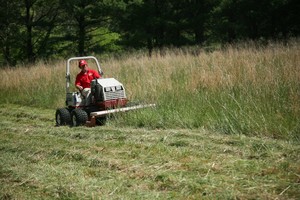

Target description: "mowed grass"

left=0, top=104, right=299, bottom=199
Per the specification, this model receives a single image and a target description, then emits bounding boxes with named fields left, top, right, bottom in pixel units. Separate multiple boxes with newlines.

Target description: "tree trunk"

left=77, top=1, right=86, bottom=56
left=25, top=0, right=35, bottom=63
left=78, top=16, right=85, bottom=56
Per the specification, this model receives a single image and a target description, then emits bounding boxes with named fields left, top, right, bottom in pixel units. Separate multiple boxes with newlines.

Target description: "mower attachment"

left=86, top=104, right=156, bottom=127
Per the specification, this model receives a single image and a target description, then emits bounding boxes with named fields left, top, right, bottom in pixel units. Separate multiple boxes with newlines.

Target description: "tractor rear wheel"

left=71, top=109, right=88, bottom=126
left=56, top=108, right=71, bottom=126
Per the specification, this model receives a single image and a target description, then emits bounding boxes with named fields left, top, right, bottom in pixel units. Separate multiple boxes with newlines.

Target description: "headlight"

left=116, top=85, right=122, bottom=90
left=105, top=86, right=123, bottom=92
left=105, top=87, right=112, bottom=92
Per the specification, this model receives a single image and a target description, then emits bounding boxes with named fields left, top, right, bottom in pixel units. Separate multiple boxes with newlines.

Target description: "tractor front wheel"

left=71, top=109, right=88, bottom=126
left=56, top=108, right=71, bottom=126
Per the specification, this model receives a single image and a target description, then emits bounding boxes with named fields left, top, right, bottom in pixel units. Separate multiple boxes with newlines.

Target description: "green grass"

left=0, top=104, right=299, bottom=199
left=0, top=41, right=299, bottom=198
left=0, top=40, right=299, bottom=139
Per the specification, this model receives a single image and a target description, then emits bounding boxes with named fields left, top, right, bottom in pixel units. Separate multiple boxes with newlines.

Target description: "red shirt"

left=75, top=68, right=101, bottom=89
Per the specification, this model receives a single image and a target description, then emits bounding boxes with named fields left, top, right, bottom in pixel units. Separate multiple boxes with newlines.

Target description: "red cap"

left=79, top=60, right=87, bottom=67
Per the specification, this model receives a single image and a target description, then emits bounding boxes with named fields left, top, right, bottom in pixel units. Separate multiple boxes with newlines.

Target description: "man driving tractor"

left=75, top=59, right=101, bottom=105
left=55, top=56, right=155, bottom=127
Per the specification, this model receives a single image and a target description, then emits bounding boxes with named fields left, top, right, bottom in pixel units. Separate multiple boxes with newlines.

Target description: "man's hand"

left=76, top=85, right=83, bottom=91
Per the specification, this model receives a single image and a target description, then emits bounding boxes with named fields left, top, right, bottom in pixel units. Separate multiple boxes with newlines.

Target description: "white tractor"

left=55, top=56, right=154, bottom=126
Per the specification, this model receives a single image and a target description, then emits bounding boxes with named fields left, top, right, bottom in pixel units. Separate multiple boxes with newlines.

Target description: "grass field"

left=0, top=104, right=299, bottom=199
left=0, top=40, right=299, bottom=199
left=0, top=40, right=299, bottom=139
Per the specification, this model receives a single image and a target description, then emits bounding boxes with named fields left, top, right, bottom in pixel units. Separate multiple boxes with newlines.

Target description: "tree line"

left=0, top=0, right=299, bottom=66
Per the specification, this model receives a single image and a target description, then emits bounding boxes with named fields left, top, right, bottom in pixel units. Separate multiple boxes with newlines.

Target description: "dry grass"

left=96, top=41, right=300, bottom=123
left=1, top=40, right=299, bottom=102
left=0, top=40, right=299, bottom=138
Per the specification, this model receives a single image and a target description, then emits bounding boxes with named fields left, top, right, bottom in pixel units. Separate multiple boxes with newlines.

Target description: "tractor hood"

left=94, top=78, right=123, bottom=88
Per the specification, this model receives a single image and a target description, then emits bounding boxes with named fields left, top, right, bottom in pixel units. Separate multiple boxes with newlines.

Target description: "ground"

left=0, top=104, right=299, bottom=199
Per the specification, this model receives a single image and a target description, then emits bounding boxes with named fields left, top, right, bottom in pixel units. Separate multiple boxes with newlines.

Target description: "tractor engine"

left=91, top=78, right=127, bottom=109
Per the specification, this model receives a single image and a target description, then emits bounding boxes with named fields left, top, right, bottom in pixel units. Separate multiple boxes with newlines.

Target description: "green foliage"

left=1, top=0, right=299, bottom=66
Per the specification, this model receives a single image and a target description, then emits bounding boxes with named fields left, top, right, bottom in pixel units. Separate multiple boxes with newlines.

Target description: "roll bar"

left=65, top=56, right=103, bottom=93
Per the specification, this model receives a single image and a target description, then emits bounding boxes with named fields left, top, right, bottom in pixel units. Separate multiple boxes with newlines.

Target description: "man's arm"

left=93, top=70, right=101, bottom=79
left=75, top=75, right=83, bottom=91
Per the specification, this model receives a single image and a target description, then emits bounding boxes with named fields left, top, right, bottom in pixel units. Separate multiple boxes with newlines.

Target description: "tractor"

left=55, top=56, right=154, bottom=127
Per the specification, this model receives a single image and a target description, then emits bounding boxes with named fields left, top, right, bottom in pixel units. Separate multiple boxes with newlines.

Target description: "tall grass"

left=0, top=40, right=299, bottom=139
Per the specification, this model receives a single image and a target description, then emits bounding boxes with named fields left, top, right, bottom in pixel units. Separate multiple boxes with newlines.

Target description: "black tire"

left=71, top=109, right=88, bottom=126
left=56, top=108, right=71, bottom=126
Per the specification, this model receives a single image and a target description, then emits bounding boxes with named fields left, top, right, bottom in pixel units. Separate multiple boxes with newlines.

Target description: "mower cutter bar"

left=86, top=104, right=156, bottom=127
